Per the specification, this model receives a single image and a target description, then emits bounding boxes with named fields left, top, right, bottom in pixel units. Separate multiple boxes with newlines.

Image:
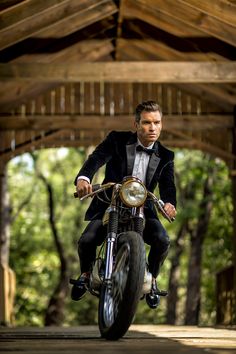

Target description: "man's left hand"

left=163, top=203, right=177, bottom=219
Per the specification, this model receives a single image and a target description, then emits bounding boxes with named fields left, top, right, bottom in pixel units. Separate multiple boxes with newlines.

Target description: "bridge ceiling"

left=0, top=0, right=235, bottom=166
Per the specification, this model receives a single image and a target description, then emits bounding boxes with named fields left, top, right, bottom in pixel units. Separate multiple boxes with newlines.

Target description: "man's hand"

left=76, top=179, right=92, bottom=199
left=163, top=203, right=177, bottom=220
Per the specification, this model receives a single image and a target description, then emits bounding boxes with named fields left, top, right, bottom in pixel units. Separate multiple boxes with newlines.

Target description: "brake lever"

left=147, top=191, right=175, bottom=223
left=74, top=184, right=101, bottom=199
left=157, top=199, right=175, bottom=223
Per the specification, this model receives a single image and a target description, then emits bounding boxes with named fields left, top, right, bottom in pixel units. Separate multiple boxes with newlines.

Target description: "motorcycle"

left=71, top=176, right=174, bottom=340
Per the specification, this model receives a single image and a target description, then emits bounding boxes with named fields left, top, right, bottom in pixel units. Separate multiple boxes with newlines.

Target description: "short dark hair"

left=135, top=100, right=162, bottom=123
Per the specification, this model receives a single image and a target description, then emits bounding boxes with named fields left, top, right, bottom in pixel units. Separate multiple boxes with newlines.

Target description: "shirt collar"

left=137, top=138, right=155, bottom=149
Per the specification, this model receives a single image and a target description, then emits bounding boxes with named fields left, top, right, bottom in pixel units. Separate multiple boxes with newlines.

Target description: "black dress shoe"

left=70, top=273, right=90, bottom=301
left=146, top=290, right=160, bottom=309
left=146, top=280, right=168, bottom=309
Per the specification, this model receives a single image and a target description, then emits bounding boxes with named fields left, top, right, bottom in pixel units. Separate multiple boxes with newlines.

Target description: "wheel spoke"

left=103, top=243, right=130, bottom=327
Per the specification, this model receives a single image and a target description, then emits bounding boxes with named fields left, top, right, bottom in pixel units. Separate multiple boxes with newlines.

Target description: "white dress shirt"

left=132, top=139, right=154, bottom=183
left=77, top=139, right=155, bottom=185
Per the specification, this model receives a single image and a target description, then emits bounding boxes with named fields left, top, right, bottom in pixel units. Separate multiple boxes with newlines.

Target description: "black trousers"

left=78, top=218, right=170, bottom=278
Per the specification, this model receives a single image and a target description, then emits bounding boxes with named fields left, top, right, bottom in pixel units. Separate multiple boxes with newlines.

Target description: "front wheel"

left=98, top=231, right=146, bottom=340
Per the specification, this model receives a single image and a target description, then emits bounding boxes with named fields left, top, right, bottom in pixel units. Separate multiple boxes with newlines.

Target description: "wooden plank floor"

left=0, top=325, right=236, bottom=354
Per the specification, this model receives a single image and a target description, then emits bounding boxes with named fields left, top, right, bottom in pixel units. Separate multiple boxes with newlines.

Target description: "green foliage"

left=172, top=150, right=232, bottom=325
left=7, top=148, right=233, bottom=326
left=8, top=148, right=96, bottom=326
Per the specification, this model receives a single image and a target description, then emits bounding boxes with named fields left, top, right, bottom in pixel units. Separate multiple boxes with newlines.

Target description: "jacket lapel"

left=126, top=143, right=136, bottom=175
left=146, top=142, right=161, bottom=187
left=126, top=133, right=137, bottom=175
left=126, top=136, right=161, bottom=186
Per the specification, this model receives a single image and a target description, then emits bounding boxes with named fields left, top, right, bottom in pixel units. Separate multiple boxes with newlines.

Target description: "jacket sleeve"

left=74, top=131, right=115, bottom=185
left=158, top=159, right=177, bottom=208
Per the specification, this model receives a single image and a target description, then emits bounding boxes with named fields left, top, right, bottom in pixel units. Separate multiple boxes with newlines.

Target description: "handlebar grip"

left=74, top=184, right=101, bottom=198
left=92, top=184, right=101, bottom=192
left=158, top=199, right=175, bottom=223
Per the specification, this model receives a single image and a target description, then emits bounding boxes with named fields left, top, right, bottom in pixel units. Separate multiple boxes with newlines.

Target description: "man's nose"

left=150, top=123, right=156, bottom=130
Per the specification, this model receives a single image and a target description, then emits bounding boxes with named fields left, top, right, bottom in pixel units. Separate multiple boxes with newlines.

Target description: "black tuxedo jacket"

left=74, top=131, right=176, bottom=221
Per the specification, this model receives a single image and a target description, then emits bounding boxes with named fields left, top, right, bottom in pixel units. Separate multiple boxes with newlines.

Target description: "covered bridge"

left=0, top=0, right=235, bottom=325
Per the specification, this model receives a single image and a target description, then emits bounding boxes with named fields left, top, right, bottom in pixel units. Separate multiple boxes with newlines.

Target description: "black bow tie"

left=136, top=145, right=156, bottom=155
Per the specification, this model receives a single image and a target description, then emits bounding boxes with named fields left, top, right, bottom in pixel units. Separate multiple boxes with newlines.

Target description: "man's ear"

left=134, top=120, right=138, bottom=130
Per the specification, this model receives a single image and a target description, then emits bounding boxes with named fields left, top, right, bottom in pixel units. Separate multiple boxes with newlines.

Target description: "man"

left=71, top=100, right=177, bottom=309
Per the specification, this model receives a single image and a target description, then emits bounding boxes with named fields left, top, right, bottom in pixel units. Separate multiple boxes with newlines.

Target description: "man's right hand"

left=76, top=179, right=93, bottom=199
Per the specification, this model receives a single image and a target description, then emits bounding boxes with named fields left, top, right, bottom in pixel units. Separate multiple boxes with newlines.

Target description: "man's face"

left=134, top=110, right=162, bottom=147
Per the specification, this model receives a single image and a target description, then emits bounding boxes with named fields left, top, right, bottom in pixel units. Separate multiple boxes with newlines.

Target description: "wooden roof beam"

left=0, top=0, right=118, bottom=50
left=125, top=0, right=207, bottom=37
left=0, top=41, right=114, bottom=111
left=34, top=1, right=118, bottom=38
left=0, top=114, right=233, bottom=131
left=180, top=0, right=236, bottom=27
left=1, top=128, right=235, bottom=163
left=0, top=129, right=71, bottom=162
left=0, top=82, right=59, bottom=113
left=117, top=38, right=227, bottom=62
left=0, top=1, right=22, bottom=11
left=0, top=62, right=236, bottom=83
left=14, top=39, right=115, bottom=64
left=135, top=0, right=236, bottom=47
left=117, top=39, right=235, bottom=110
left=167, top=129, right=236, bottom=162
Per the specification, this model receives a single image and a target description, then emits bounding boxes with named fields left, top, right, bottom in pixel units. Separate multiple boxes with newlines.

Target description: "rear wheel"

left=98, top=231, right=146, bottom=340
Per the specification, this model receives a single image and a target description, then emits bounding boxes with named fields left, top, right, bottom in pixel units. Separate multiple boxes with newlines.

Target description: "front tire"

left=98, top=231, right=146, bottom=340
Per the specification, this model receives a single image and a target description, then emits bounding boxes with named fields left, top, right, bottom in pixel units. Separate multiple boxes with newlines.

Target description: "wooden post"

left=0, top=159, right=16, bottom=326
left=232, top=107, right=236, bottom=325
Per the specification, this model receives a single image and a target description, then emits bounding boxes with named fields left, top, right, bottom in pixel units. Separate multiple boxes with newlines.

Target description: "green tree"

left=7, top=148, right=233, bottom=326
left=8, top=148, right=98, bottom=326
left=166, top=150, right=233, bottom=325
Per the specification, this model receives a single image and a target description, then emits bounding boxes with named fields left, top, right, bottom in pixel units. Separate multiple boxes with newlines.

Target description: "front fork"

left=104, top=206, right=118, bottom=281
left=104, top=202, right=145, bottom=282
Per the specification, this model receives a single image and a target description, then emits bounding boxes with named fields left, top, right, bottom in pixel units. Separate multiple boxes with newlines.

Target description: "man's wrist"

left=77, top=176, right=90, bottom=184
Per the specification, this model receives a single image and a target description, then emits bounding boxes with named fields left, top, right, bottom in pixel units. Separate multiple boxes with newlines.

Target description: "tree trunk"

left=185, top=165, right=215, bottom=325
left=166, top=222, right=188, bottom=324
left=39, top=174, right=69, bottom=326
left=0, top=163, right=11, bottom=266
left=166, top=174, right=195, bottom=325
left=0, top=161, right=16, bottom=326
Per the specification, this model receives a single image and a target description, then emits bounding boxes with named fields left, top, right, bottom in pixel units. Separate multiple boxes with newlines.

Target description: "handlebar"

left=147, top=191, right=175, bottom=223
left=74, top=182, right=175, bottom=223
left=74, top=182, right=116, bottom=200
left=74, top=184, right=101, bottom=199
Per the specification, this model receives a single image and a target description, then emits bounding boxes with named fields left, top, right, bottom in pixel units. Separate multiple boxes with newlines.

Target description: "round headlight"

left=119, top=178, right=147, bottom=207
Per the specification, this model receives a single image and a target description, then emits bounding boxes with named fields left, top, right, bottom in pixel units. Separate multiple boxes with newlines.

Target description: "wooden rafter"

left=13, top=39, right=115, bottom=64
left=0, top=129, right=72, bottom=161
left=125, top=0, right=208, bottom=37
left=180, top=0, right=236, bottom=26
left=0, top=114, right=233, bottom=130
left=0, top=41, right=115, bottom=111
left=0, top=0, right=118, bottom=50
left=34, top=1, right=118, bottom=39
left=0, top=82, right=59, bottom=112
left=167, top=129, right=236, bottom=162
left=0, top=1, right=23, bottom=11
left=135, top=0, right=236, bottom=47
left=116, top=39, right=235, bottom=109
left=117, top=38, right=227, bottom=63
left=0, top=127, right=234, bottom=163
left=1, top=62, right=236, bottom=83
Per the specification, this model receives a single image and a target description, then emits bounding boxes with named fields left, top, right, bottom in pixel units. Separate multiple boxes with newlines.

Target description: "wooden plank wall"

left=10, top=82, right=225, bottom=116
left=0, top=82, right=232, bottom=162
